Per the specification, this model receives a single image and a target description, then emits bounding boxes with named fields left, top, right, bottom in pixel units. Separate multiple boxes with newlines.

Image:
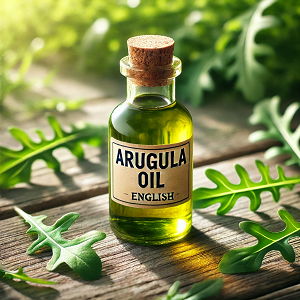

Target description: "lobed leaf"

left=193, top=160, right=300, bottom=215
left=156, top=278, right=223, bottom=300
left=14, top=206, right=106, bottom=281
left=219, top=209, right=300, bottom=274
left=249, top=96, right=300, bottom=166
left=0, top=115, right=107, bottom=188
left=219, top=0, right=279, bottom=102
left=181, top=51, right=225, bottom=106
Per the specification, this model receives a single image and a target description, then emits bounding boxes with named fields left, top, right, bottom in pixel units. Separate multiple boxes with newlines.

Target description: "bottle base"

left=110, top=215, right=192, bottom=245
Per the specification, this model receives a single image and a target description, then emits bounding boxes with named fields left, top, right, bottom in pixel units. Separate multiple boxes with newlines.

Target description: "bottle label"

left=110, top=137, right=192, bottom=209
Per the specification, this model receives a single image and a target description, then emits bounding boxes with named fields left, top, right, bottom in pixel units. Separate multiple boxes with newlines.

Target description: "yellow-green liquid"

left=109, top=94, right=193, bottom=244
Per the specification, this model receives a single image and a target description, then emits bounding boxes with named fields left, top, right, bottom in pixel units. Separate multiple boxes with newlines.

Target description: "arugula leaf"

left=0, top=264, right=56, bottom=285
left=220, top=0, right=279, bottom=102
left=0, top=115, right=107, bottom=188
left=249, top=96, right=300, bottom=167
left=219, top=209, right=300, bottom=273
left=14, top=206, right=106, bottom=281
left=180, top=50, right=224, bottom=106
left=156, top=278, right=223, bottom=300
left=193, top=160, right=300, bottom=215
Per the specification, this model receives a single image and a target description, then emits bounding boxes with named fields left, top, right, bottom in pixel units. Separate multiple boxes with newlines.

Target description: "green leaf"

left=167, top=281, right=181, bottom=298
left=182, top=51, right=224, bottom=106
left=17, top=51, right=33, bottom=81
left=219, top=209, right=300, bottom=274
left=14, top=206, right=106, bottom=281
left=224, top=0, right=279, bottom=102
left=0, top=115, right=107, bottom=188
left=156, top=278, right=223, bottom=300
left=193, top=160, right=300, bottom=215
left=249, top=96, right=300, bottom=167
left=42, top=67, right=57, bottom=87
left=0, top=264, right=56, bottom=285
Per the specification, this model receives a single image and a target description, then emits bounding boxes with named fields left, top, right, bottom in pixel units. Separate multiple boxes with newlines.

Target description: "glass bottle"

left=109, top=35, right=193, bottom=244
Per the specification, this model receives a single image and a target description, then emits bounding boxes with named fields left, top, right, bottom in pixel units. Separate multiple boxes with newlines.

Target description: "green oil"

left=109, top=94, right=193, bottom=244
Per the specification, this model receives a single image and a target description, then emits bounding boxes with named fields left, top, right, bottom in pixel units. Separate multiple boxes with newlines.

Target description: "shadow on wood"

left=0, top=279, right=59, bottom=300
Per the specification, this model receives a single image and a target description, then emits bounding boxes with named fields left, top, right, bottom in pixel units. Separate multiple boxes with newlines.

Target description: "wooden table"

left=1, top=66, right=300, bottom=299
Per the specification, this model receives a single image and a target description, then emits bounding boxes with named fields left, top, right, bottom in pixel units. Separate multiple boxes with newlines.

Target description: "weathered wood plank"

left=1, top=67, right=295, bottom=219
left=255, top=284, right=300, bottom=300
left=0, top=93, right=276, bottom=220
left=0, top=144, right=109, bottom=220
left=1, top=153, right=300, bottom=299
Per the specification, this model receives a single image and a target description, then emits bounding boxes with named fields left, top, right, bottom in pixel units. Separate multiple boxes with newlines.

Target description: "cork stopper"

left=120, top=35, right=181, bottom=87
left=127, top=35, right=174, bottom=68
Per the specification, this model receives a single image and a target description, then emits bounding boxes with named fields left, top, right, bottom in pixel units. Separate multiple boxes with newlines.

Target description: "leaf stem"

left=195, top=178, right=300, bottom=200
left=0, top=130, right=92, bottom=174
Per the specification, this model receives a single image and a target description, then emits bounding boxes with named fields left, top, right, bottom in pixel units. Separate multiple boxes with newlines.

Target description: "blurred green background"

left=1, top=0, right=300, bottom=111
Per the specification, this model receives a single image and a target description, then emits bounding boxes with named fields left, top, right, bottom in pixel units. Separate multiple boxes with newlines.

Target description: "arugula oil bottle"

left=109, top=35, right=193, bottom=244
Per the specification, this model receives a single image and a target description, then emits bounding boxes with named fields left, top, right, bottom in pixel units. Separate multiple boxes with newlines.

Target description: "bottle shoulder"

left=109, top=100, right=192, bottom=124
left=109, top=100, right=193, bottom=144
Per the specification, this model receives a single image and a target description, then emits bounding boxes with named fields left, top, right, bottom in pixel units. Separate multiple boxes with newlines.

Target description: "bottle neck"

left=126, top=78, right=175, bottom=108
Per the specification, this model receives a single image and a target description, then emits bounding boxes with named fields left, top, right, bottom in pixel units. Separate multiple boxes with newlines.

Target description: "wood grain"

left=255, top=284, right=300, bottom=300
left=0, top=73, right=278, bottom=220
left=1, top=153, right=300, bottom=299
